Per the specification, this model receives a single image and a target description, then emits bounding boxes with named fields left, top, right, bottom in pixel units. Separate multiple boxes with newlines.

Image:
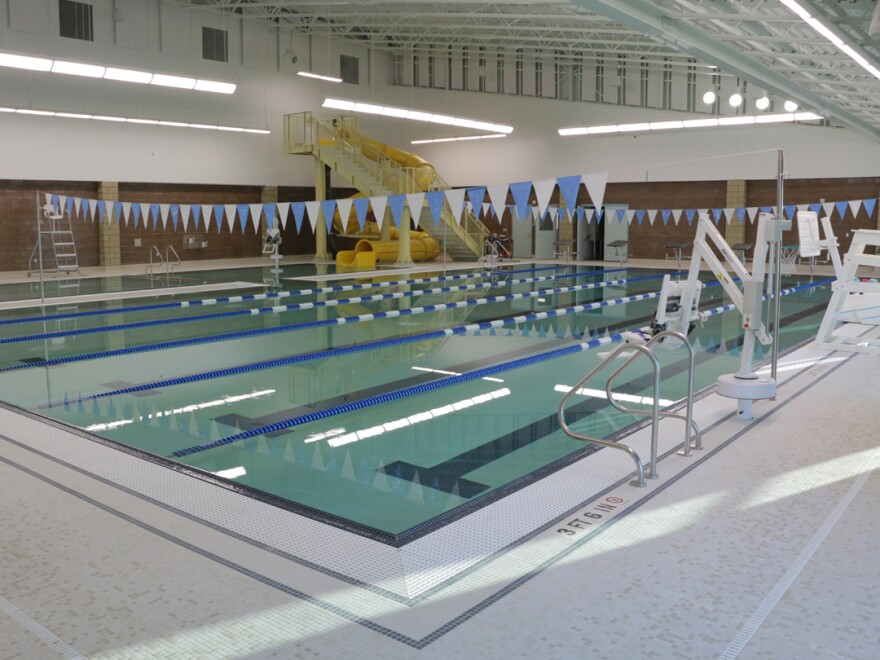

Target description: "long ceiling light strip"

left=558, top=111, right=823, bottom=136
left=411, top=134, right=506, bottom=144
left=778, top=0, right=880, bottom=80
left=0, top=105, right=269, bottom=134
left=297, top=71, right=342, bottom=83
left=323, top=97, right=514, bottom=134
left=0, top=51, right=236, bottom=94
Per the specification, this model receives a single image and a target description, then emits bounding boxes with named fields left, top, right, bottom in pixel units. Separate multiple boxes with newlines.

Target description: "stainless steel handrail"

left=604, top=330, right=702, bottom=462
left=557, top=331, right=701, bottom=487
left=166, top=245, right=181, bottom=276
left=146, top=246, right=163, bottom=277
left=558, top=342, right=660, bottom=487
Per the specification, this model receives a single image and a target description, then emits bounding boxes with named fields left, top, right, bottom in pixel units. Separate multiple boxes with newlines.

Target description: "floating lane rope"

left=5, top=273, right=666, bottom=373
left=42, top=280, right=672, bottom=411
left=170, top=278, right=832, bottom=458
left=1, top=263, right=610, bottom=326
left=0, top=268, right=649, bottom=346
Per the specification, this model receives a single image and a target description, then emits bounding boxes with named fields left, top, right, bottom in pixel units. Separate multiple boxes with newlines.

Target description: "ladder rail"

left=146, top=246, right=164, bottom=278
left=166, top=245, right=181, bottom=276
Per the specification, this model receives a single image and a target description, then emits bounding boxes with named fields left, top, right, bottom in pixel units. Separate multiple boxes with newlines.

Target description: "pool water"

left=0, top=262, right=833, bottom=538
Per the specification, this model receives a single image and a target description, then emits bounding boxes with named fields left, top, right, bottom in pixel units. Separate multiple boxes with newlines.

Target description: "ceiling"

left=178, top=1, right=880, bottom=142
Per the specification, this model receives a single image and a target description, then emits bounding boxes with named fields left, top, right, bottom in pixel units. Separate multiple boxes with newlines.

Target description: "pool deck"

left=0, top=256, right=877, bottom=659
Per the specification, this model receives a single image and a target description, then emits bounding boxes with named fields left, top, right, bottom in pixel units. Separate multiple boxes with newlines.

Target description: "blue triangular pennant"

left=863, top=198, right=877, bottom=218
left=808, top=203, right=822, bottom=214
left=112, top=201, right=122, bottom=224
left=635, top=209, right=645, bottom=225
left=596, top=208, right=603, bottom=225
left=320, top=199, right=337, bottom=233
left=81, top=199, right=90, bottom=222
left=711, top=208, right=723, bottom=225
left=51, top=194, right=60, bottom=213
left=96, top=200, right=106, bottom=223
left=509, top=181, right=532, bottom=221
left=388, top=194, right=406, bottom=228
left=353, top=197, right=370, bottom=230
left=65, top=196, right=74, bottom=217
left=835, top=201, right=848, bottom=221
left=237, top=204, right=250, bottom=233
left=425, top=191, right=445, bottom=227
left=661, top=209, right=671, bottom=225
left=760, top=206, right=773, bottom=213
left=191, top=205, right=202, bottom=230
left=784, top=204, right=797, bottom=220
left=132, top=203, right=142, bottom=228
left=292, top=202, right=306, bottom=233
left=213, top=204, right=225, bottom=233
left=169, top=204, right=179, bottom=230
left=150, top=203, right=160, bottom=229
left=467, top=187, right=486, bottom=208
left=556, top=175, right=581, bottom=214
left=736, top=207, right=746, bottom=223
left=262, top=203, right=276, bottom=230
left=686, top=209, right=696, bottom=225
left=616, top=208, right=625, bottom=223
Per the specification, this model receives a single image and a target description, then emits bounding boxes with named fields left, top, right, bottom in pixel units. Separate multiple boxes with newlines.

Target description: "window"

left=59, top=0, right=93, bottom=42
left=496, top=50, right=505, bottom=94
left=515, top=50, right=523, bottom=95
left=340, top=55, right=359, bottom=84
left=202, top=26, right=228, bottom=63
left=428, top=53, right=436, bottom=88
left=535, top=59, right=543, bottom=97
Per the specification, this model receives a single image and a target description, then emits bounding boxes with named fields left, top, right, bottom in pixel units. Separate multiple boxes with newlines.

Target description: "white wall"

left=1, top=0, right=878, bottom=189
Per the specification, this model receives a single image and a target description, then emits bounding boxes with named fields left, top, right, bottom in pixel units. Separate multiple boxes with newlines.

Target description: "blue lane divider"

left=171, top=278, right=832, bottom=458
left=1, top=263, right=610, bottom=326
left=0, top=267, right=645, bottom=346
left=6, top=273, right=666, bottom=373
left=41, top=280, right=672, bottom=411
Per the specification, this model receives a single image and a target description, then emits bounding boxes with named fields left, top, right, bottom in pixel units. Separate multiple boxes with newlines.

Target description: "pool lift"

left=650, top=211, right=791, bottom=420
left=263, top=226, right=283, bottom=289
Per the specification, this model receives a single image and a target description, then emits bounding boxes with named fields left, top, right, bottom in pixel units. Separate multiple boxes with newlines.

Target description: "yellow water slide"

left=334, top=136, right=441, bottom=266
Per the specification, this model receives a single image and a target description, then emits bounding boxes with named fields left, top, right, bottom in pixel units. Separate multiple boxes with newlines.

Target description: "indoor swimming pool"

left=0, top=262, right=833, bottom=541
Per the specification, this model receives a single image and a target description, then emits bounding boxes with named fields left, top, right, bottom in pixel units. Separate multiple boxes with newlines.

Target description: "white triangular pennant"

left=121, top=201, right=131, bottom=226
left=533, top=178, right=555, bottom=217
left=224, top=204, right=236, bottom=232
left=444, top=189, right=467, bottom=225
left=369, top=195, right=388, bottom=227
left=159, top=203, right=170, bottom=229
left=724, top=207, right=734, bottom=224
left=482, top=202, right=491, bottom=218
left=486, top=184, right=509, bottom=221
left=277, top=202, right=289, bottom=229
left=180, top=204, right=191, bottom=232
left=88, top=199, right=98, bottom=223
left=747, top=207, right=759, bottom=224
left=822, top=201, right=835, bottom=219
left=248, top=203, right=261, bottom=233
left=585, top=208, right=595, bottom=223
left=531, top=206, right=540, bottom=220
left=797, top=203, right=809, bottom=213
left=405, top=193, right=424, bottom=228
left=672, top=208, right=683, bottom=226
left=625, top=209, right=636, bottom=225
left=647, top=209, right=657, bottom=226
left=849, top=199, right=862, bottom=217
left=305, top=200, right=321, bottom=231
left=582, top=171, right=608, bottom=215
left=73, top=197, right=82, bottom=218
left=336, top=198, right=354, bottom=231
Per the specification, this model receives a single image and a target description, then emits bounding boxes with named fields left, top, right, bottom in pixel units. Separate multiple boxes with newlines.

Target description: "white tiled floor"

left=1, top=258, right=878, bottom=658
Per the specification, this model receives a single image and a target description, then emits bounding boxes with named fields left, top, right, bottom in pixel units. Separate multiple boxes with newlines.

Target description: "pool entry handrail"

left=146, top=246, right=164, bottom=278
left=166, top=245, right=181, bottom=277
left=557, top=331, right=699, bottom=488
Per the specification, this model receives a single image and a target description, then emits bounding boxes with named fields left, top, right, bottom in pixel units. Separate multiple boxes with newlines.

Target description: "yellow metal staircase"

left=284, top=112, right=486, bottom=260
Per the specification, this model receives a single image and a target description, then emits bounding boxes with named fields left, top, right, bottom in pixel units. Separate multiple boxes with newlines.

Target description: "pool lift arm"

left=652, top=211, right=790, bottom=420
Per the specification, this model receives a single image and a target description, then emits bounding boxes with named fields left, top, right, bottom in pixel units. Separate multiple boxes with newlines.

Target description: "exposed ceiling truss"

left=176, top=1, right=880, bottom=142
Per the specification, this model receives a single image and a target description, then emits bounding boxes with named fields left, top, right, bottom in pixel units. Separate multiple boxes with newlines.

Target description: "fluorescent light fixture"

left=57, top=112, right=92, bottom=119
left=16, top=109, right=55, bottom=116
left=216, top=125, right=246, bottom=132
left=410, top=133, right=506, bottom=144
left=158, top=120, right=189, bottom=127
left=755, top=113, right=795, bottom=124
left=104, top=67, right=153, bottom=84
left=92, top=115, right=127, bottom=122
left=805, top=16, right=844, bottom=46
left=51, top=60, right=105, bottom=77
left=702, top=90, right=716, bottom=104
left=322, top=97, right=514, bottom=134
left=559, top=111, right=821, bottom=136
left=297, top=71, right=343, bottom=83
left=718, top=115, right=755, bottom=125
left=682, top=117, right=719, bottom=128
left=729, top=93, right=743, bottom=108
left=783, top=100, right=799, bottom=112
left=649, top=120, right=684, bottom=130
left=558, top=126, right=589, bottom=136
left=194, top=79, right=236, bottom=94
left=244, top=128, right=271, bottom=134
left=189, top=123, right=218, bottom=130
left=588, top=125, right=619, bottom=134
left=778, top=0, right=810, bottom=21
left=0, top=107, right=17, bottom=113
left=0, top=52, right=52, bottom=71
left=126, top=117, right=159, bottom=124
left=755, top=96, right=771, bottom=110
left=151, top=73, right=197, bottom=89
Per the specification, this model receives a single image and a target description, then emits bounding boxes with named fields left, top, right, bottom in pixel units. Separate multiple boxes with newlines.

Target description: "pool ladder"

left=557, top=330, right=701, bottom=488
left=146, top=245, right=182, bottom=283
